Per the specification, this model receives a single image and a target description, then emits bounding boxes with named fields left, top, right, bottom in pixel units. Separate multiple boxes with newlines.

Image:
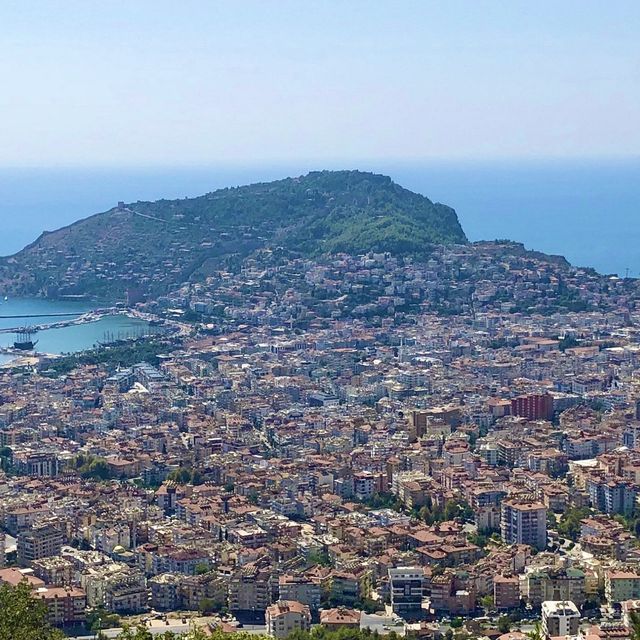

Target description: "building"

left=353, top=472, right=375, bottom=500
left=31, top=557, right=74, bottom=587
left=587, top=477, right=638, bottom=515
left=605, top=570, right=640, bottom=604
left=266, top=600, right=312, bottom=638
left=229, top=564, right=273, bottom=616
left=521, top=567, right=586, bottom=608
left=541, top=600, right=580, bottom=638
left=500, top=498, right=547, bottom=550
left=0, top=567, right=85, bottom=626
left=319, top=608, right=361, bottom=630
left=149, top=573, right=182, bottom=611
left=328, top=572, right=362, bottom=607
left=17, top=526, right=63, bottom=567
left=104, top=576, right=148, bottom=614
left=82, top=564, right=147, bottom=614
left=36, top=587, right=87, bottom=627
left=494, top=574, right=520, bottom=610
left=13, top=452, right=59, bottom=477
left=388, top=567, right=424, bottom=616
left=180, top=572, right=229, bottom=612
left=278, top=575, right=321, bottom=611
left=511, top=394, right=553, bottom=421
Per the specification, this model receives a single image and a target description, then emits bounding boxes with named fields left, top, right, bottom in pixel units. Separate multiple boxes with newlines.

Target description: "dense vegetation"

left=130, top=170, right=467, bottom=255
left=0, top=581, right=65, bottom=640
left=68, top=453, right=111, bottom=480
left=0, top=171, right=467, bottom=300
left=40, top=338, right=171, bottom=376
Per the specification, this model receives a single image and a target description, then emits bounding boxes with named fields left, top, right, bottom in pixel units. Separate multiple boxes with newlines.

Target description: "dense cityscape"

left=4, top=239, right=640, bottom=639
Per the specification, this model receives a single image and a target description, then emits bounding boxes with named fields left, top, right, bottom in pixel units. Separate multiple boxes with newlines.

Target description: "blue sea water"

left=0, top=160, right=638, bottom=276
left=0, top=298, right=149, bottom=360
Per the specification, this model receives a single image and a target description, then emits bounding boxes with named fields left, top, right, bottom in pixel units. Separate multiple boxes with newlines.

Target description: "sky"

left=0, top=0, right=638, bottom=166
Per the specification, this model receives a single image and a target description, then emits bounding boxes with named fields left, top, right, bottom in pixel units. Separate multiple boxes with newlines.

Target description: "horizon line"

left=0, top=154, right=638, bottom=172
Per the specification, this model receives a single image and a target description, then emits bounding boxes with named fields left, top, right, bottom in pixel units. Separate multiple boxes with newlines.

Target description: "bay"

left=0, top=298, right=149, bottom=360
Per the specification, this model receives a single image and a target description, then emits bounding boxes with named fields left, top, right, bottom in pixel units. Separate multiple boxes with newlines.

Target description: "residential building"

left=541, top=600, right=580, bottom=638
left=17, top=526, right=63, bottom=567
left=389, top=567, right=424, bottom=616
left=500, top=498, right=547, bottom=550
left=266, top=600, right=311, bottom=638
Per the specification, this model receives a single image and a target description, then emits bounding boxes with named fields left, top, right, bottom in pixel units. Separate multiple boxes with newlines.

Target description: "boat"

left=14, top=328, right=38, bottom=351
left=13, top=339, right=38, bottom=351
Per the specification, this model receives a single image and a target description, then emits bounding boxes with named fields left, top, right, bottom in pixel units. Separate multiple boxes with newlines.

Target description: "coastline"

left=0, top=307, right=165, bottom=366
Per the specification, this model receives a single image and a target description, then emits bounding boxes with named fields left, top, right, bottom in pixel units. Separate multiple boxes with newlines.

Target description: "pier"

left=0, top=312, right=83, bottom=319
left=0, top=310, right=113, bottom=334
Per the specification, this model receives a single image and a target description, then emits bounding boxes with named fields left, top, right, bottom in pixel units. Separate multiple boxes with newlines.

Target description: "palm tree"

left=527, top=621, right=544, bottom=640
left=629, top=611, right=640, bottom=640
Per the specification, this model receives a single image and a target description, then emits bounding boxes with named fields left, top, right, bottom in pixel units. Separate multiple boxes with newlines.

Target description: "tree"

left=498, top=616, right=511, bottom=633
left=115, top=626, right=177, bottom=640
left=115, top=627, right=153, bottom=640
left=468, top=532, right=488, bottom=548
left=307, top=549, right=331, bottom=567
left=199, top=597, right=223, bottom=615
left=527, top=621, right=544, bottom=640
left=0, top=446, right=12, bottom=472
left=557, top=507, right=591, bottom=541
left=167, top=467, right=203, bottom=485
left=0, top=580, right=66, bottom=640
left=87, top=607, right=121, bottom=632
left=69, top=453, right=110, bottom=480
left=631, top=612, right=640, bottom=640
left=194, top=562, right=210, bottom=575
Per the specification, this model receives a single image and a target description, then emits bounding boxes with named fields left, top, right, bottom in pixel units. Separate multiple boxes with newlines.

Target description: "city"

left=3, top=243, right=640, bottom=638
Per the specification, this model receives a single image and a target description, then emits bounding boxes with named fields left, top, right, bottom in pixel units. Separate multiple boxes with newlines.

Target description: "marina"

left=0, top=299, right=156, bottom=362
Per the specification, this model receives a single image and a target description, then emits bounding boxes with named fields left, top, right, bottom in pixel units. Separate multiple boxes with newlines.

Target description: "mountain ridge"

left=0, top=170, right=468, bottom=301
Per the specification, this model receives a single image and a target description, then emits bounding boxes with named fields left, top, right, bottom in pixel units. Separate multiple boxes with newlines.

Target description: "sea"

left=0, top=298, right=149, bottom=365
left=0, top=160, right=637, bottom=276
left=0, top=160, right=637, bottom=361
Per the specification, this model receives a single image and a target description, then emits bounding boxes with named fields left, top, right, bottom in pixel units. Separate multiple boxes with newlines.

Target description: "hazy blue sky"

left=1, top=0, right=638, bottom=166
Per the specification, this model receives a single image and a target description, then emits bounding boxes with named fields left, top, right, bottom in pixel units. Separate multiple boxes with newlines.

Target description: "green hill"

left=0, top=170, right=467, bottom=300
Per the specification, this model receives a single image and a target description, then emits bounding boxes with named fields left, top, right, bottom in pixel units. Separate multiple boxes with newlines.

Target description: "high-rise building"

left=587, top=477, right=638, bottom=515
left=229, top=564, right=273, bottom=615
left=500, top=498, right=547, bottom=550
left=389, top=567, right=425, bottom=616
left=17, top=526, right=63, bottom=567
left=511, top=394, right=553, bottom=421
left=541, top=600, right=580, bottom=638
left=605, top=570, right=640, bottom=604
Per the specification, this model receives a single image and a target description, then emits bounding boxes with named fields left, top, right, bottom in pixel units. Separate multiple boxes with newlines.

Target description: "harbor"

left=0, top=309, right=113, bottom=336
left=0, top=299, right=163, bottom=362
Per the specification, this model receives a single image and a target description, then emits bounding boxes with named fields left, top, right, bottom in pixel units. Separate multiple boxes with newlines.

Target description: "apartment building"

left=266, top=600, right=311, bottom=638
left=389, top=567, right=425, bottom=616
left=541, top=600, right=580, bottom=638
left=17, top=526, right=63, bottom=567
left=500, top=498, right=547, bottom=550
left=278, top=575, right=321, bottom=611
left=605, top=570, right=640, bottom=604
